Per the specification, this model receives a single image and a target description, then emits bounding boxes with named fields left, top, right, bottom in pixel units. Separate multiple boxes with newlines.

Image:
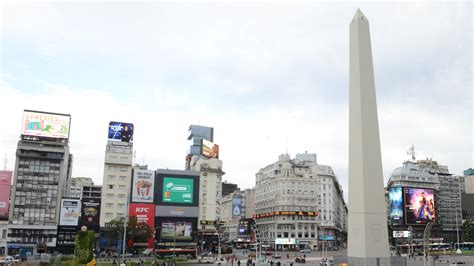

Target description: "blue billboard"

left=108, top=121, right=134, bottom=142
left=232, top=195, right=242, bottom=217
left=389, top=187, right=403, bottom=225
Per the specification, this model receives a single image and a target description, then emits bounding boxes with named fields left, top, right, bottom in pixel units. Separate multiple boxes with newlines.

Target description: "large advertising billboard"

left=132, top=170, right=155, bottom=203
left=160, top=221, right=193, bottom=240
left=60, top=199, right=81, bottom=226
left=21, top=110, right=71, bottom=139
left=232, top=195, right=242, bottom=217
left=129, top=203, right=155, bottom=248
left=108, top=121, right=134, bottom=142
left=0, top=171, right=12, bottom=220
left=162, top=177, right=194, bottom=204
left=201, top=139, right=219, bottom=158
left=389, top=187, right=403, bottom=225
left=275, top=238, right=296, bottom=245
left=404, top=188, right=435, bottom=225
left=80, top=198, right=101, bottom=230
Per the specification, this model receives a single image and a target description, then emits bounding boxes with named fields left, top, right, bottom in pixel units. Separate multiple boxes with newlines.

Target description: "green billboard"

left=162, top=177, right=194, bottom=204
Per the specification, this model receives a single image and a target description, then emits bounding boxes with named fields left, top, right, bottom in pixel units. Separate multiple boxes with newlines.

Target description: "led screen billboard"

left=80, top=198, right=101, bottom=231
left=389, top=187, right=403, bottom=225
left=202, top=139, right=219, bottom=158
left=161, top=221, right=193, bottom=240
left=404, top=187, right=435, bottom=225
left=60, top=199, right=80, bottom=226
left=0, top=171, right=12, bottom=220
left=108, top=121, right=134, bottom=142
left=21, top=110, right=71, bottom=139
left=232, top=195, right=242, bottom=217
left=275, top=238, right=296, bottom=245
left=162, top=177, right=194, bottom=204
left=132, top=170, right=155, bottom=203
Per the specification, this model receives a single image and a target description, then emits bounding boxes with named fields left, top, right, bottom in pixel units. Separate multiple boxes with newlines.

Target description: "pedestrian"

left=238, top=259, right=241, bottom=266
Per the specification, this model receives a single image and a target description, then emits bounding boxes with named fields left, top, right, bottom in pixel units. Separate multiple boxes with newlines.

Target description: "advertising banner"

left=21, top=110, right=71, bottom=139
left=155, top=206, right=199, bottom=218
left=80, top=198, right=101, bottom=227
left=161, top=221, right=193, bottom=240
left=60, top=199, right=80, bottom=226
left=129, top=203, right=155, bottom=247
left=392, top=231, right=411, bottom=238
left=275, top=238, right=296, bottom=245
left=0, top=171, right=12, bottom=220
left=162, top=177, right=194, bottom=204
left=389, top=187, right=404, bottom=225
left=132, top=170, right=155, bottom=203
left=108, top=121, right=134, bottom=142
left=202, top=139, right=219, bottom=158
left=232, top=195, right=242, bottom=217
left=404, top=188, right=435, bottom=225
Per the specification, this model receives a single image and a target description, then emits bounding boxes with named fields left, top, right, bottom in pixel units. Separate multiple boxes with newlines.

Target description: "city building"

left=185, top=125, right=214, bottom=170
left=221, top=188, right=255, bottom=243
left=0, top=170, right=12, bottom=255
left=386, top=157, right=463, bottom=244
left=222, top=181, right=238, bottom=197
left=8, top=110, right=73, bottom=255
left=66, top=177, right=94, bottom=198
left=99, top=122, right=134, bottom=226
left=463, top=168, right=474, bottom=194
left=254, top=153, right=347, bottom=251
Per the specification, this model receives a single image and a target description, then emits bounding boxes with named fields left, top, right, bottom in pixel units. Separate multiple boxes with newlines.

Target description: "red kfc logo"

left=136, top=207, right=149, bottom=213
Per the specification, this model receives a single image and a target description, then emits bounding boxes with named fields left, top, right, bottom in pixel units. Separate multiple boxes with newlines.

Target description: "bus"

left=428, top=243, right=450, bottom=251
left=454, top=242, right=474, bottom=251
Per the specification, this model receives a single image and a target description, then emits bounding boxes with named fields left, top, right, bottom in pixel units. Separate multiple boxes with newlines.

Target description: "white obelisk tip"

left=352, top=8, right=367, bottom=21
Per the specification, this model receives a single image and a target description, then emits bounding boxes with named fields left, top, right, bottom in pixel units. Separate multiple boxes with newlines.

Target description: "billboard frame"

left=155, top=171, right=199, bottom=207
left=21, top=109, right=71, bottom=139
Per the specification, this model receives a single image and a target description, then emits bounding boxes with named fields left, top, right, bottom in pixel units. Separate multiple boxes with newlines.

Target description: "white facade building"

left=99, top=141, right=133, bottom=226
left=189, top=155, right=224, bottom=228
left=255, top=153, right=347, bottom=250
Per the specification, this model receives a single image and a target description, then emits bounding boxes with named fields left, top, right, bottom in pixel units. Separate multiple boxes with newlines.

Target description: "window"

left=105, top=213, right=113, bottom=218
left=106, top=203, right=114, bottom=208
left=109, top=185, right=114, bottom=189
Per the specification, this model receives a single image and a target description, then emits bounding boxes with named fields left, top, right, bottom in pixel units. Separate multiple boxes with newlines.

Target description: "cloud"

left=0, top=2, right=472, bottom=202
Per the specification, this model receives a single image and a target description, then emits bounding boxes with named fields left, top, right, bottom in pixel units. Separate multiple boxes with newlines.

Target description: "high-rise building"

left=67, top=177, right=94, bottom=198
left=463, top=168, right=474, bottom=194
left=8, top=110, right=73, bottom=255
left=185, top=125, right=214, bottom=170
left=222, top=181, right=238, bottom=197
left=99, top=122, right=134, bottom=226
left=255, top=153, right=347, bottom=251
left=221, top=188, right=255, bottom=243
left=386, top=158, right=462, bottom=243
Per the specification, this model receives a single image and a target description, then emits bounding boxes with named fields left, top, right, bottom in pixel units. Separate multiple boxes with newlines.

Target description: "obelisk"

left=348, top=9, right=390, bottom=265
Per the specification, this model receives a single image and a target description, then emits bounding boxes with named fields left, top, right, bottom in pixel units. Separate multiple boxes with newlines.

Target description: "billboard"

left=232, top=195, right=242, bottom=217
left=393, top=231, right=411, bottom=238
left=155, top=206, right=199, bottom=218
left=80, top=198, right=101, bottom=228
left=60, top=199, right=80, bottom=226
left=129, top=203, right=155, bottom=247
left=21, top=110, right=71, bottom=139
left=202, top=139, right=219, bottom=158
left=162, top=177, right=194, bottom=204
left=0, top=171, right=12, bottom=220
left=404, top=188, right=435, bottom=225
left=275, top=238, right=296, bottom=245
left=389, top=187, right=404, bottom=225
left=160, top=221, right=193, bottom=240
left=108, top=121, right=134, bottom=142
left=132, top=170, right=155, bottom=203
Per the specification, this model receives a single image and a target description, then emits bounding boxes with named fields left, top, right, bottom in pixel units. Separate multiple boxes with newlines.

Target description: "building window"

left=109, top=185, right=114, bottom=189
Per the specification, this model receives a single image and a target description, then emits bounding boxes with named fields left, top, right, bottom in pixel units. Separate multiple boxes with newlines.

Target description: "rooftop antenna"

left=286, top=135, right=289, bottom=155
left=3, top=154, right=7, bottom=170
left=407, top=144, right=416, bottom=161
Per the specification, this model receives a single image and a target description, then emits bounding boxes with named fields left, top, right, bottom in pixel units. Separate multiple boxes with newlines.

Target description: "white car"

left=0, top=256, right=20, bottom=264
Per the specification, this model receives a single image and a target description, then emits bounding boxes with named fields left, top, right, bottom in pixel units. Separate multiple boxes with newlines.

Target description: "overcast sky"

left=0, top=1, right=472, bottom=201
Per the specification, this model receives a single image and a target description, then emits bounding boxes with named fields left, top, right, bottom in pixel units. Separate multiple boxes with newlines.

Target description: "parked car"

left=320, top=258, right=334, bottom=266
left=299, top=249, right=311, bottom=253
left=272, top=253, right=281, bottom=259
left=0, top=256, right=20, bottom=264
left=13, top=254, right=27, bottom=262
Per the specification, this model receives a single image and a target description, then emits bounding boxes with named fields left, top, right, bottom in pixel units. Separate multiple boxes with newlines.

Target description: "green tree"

left=463, top=219, right=474, bottom=242
left=74, top=230, right=95, bottom=264
left=105, top=217, right=125, bottom=246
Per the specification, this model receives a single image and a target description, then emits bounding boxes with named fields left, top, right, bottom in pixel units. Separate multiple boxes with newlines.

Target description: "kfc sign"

left=129, top=203, right=155, bottom=248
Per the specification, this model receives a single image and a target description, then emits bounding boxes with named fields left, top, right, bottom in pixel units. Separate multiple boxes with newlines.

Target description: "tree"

left=463, top=219, right=474, bottom=242
left=74, top=230, right=95, bottom=264
left=127, top=215, right=154, bottom=247
left=105, top=217, right=125, bottom=246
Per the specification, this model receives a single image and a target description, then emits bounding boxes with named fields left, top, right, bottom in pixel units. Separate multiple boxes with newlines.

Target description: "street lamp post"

left=455, top=177, right=462, bottom=254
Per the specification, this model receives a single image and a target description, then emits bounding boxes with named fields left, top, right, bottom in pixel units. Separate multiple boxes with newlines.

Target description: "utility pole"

left=120, top=192, right=130, bottom=266
left=455, top=176, right=462, bottom=254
